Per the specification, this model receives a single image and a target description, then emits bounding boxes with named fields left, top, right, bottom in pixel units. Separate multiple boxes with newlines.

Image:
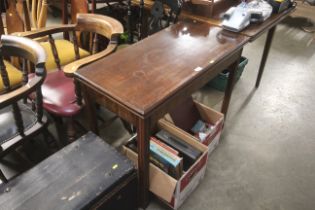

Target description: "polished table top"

left=181, top=1, right=296, bottom=40
left=135, top=0, right=296, bottom=41
left=75, top=19, right=249, bottom=117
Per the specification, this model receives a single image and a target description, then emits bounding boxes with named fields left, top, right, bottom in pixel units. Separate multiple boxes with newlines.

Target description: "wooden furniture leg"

left=255, top=25, right=276, bottom=88
left=221, top=52, right=242, bottom=117
left=61, top=0, right=69, bottom=39
left=52, top=115, right=67, bottom=146
left=92, top=0, right=96, bottom=13
left=139, top=0, right=144, bottom=39
left=137, top=118, right=150, bottom=209
left=82, top=86, right=99, bottom=135
left=127, top=0, right=133, bottom=44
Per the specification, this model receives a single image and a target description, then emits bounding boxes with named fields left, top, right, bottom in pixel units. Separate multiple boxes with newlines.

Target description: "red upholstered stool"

left=41, top=70, right=81, bottom=118
left=29, top=70, right=82, bottom=143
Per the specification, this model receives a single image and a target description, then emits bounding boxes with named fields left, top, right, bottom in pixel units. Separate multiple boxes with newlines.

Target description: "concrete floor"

left=146, top=19, right=315, bottom=210
left=1, top=10, right=315, bottom=210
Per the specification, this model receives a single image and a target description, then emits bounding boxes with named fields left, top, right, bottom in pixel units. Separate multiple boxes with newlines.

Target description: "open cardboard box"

left=122, top=120, right=208, bottom=209
left=165, top=100, right=224, bottom=153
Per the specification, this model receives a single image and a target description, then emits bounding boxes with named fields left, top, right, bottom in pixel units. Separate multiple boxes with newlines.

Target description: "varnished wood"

left=127, top=0, right=133, bottom=43
left=178, top=1, right=295, bottom=89
left=16, top=13, right=123, bottom=143
left=0, top=35, right=48, bottom=182
left=61, top=0, right=69, bottom=39
left=48, top=34, right=62, bottom=70
left=0, top=56, right=10, bottom=92
left=17, top=0, right=31, bottom=31
left=0, top=35, right=46, bottom=105
left=63, top=13, right=123, bottom=75
left=37, top=0, right=48, bottom=28
left=22, top=59, right=28, bottom=85
left=5, top=0, right=25, bottom=34
left=76, top=20, right=248, bottom=116
left=16, top=14, right=123, bottom=75
left=12, top=102, right=25, bottom=136
left=72, top=30, right=80, bottom=60
left=221, top=51, right=242, bottom=116
left=75, top=19, right=249, bottom=208
left=30, top=0, right=48, bottom=28
left=139, top=0, right=145, bottom=39
left=255, top=26, right=276, bottom=88
left=70, top=0, right=88, bottom=23
left=137, top=117, right=150, bottom=207
left=0, top=13, right=4, bottom=35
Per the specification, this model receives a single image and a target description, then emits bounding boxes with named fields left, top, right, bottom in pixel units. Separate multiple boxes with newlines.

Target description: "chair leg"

left=42, top=128, right=61, bottom=151
left=52, top=115, right=67, bottom=146
left=66, top=117, right=76, bottom=143
left=0, top=169, right=8, bottom=183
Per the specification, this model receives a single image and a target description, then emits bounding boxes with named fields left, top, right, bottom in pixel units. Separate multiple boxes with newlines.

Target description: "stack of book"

left=150, top=137, right=183, bottom=179
left=126, top=129, right=202, bottom=179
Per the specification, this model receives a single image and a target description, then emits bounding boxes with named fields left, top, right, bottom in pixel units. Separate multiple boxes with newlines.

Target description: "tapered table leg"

left=82, top=85, right=99, bottom=134
left=137, top=118, right=150, bottom=208
left=62, top=0, right=69, bottom=39
left=221, top=51, right=242, bottom=117
left=255, top=26, right=276, bottom=88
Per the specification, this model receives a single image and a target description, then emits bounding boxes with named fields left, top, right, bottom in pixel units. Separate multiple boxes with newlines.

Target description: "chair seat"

left=0, top=102, right=37, bottom=145
left=0, top=61, right=23, bottom=92
left=37, top=70, right=82, bottom=117
left=40, top=40, right=90, bottom=72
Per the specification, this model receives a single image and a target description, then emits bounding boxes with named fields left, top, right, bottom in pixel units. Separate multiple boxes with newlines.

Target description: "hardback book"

left=126, top=137, right=182, bottom=178
left=150, top=137, right=179, bottom=156
left=155, top=129, right=201, bottom=171
left=150, top=140, right=183, bottom=179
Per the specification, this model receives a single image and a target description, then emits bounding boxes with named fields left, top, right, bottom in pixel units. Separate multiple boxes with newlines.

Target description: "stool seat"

left=30, top=70, right=81, bottom=117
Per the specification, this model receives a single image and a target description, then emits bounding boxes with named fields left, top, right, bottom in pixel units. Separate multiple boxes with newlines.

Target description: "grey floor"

left=1, top=12, right=315, bottom=210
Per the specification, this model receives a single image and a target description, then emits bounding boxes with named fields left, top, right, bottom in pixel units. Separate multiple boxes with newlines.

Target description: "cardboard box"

left=165, top=100, right=224, bottom=153
left=122, top=120, right=209, bottom=209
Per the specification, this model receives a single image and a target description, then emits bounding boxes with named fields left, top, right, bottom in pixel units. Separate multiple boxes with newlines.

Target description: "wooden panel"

left=75, top=19, right=249, bottom=116
left=0, top=132, right=135, bottom=210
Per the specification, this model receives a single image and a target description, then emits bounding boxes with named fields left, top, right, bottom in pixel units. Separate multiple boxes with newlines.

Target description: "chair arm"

left=63, top=43, right=117, bottom=77
left=12, top=25, right=76, bottom=39
left=0, top=76, right=43, bottom=109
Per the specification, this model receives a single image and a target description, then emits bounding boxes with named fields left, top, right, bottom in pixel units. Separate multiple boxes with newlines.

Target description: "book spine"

left=150, top=137, right=179, bottom=155
left=150, top=154, right=169, bottom=173
left=150, top=141, right=181, bottom=167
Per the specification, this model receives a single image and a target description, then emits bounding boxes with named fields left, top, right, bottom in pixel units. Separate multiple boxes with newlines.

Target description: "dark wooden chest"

left=0, top=132, right=137, bottom=210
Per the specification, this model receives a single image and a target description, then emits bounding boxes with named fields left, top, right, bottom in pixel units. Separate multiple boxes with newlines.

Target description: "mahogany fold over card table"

left=75, top=19, right=249, bottom=208
left=74, top=2, right=295, bottom=208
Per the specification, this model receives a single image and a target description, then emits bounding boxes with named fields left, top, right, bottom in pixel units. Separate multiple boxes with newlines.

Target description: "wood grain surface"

left=76, top=19, right=249, bottom=116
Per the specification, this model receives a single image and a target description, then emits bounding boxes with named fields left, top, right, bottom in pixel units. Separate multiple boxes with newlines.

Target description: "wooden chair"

left=147, top=0, right=182, bottom=35
left=18, top=13, right=124, bottom=142
left=0, top=0, right=48, bottom=93
left=4, top=0, right=47, bottom=34
left=0, top=35, right=48, bottom=183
